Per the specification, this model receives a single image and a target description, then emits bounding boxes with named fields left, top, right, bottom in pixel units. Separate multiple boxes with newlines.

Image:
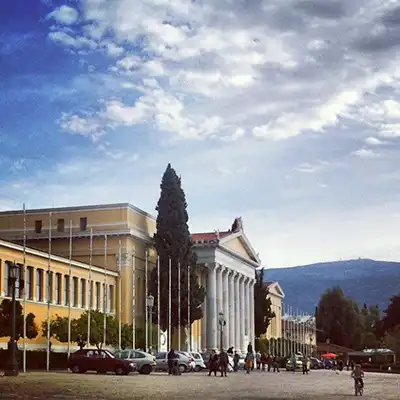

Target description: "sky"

left=1, top=0, right=400, bottom=268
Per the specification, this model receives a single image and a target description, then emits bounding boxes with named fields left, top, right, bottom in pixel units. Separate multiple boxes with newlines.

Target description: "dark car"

left=310, top=357, right=323, bottom=369
left=68, top=349, right=136, bottom=375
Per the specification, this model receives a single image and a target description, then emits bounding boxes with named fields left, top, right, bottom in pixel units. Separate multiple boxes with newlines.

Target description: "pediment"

left=267, top=282, right=285, bottom=299
left=220, top=234, right=259, bottom=263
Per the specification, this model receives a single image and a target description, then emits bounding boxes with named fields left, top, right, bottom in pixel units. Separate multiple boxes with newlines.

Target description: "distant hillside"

left=265, top=259, right=400, bottom=314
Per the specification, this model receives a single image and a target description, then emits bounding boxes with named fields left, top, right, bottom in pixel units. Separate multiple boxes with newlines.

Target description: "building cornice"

left=0, top=202, right=156, bottom=221
left=0, top=239, right=118, bottom=276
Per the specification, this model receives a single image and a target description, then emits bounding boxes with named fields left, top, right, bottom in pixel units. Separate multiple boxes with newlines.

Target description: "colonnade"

left=201, top=263, right=255, bottom=353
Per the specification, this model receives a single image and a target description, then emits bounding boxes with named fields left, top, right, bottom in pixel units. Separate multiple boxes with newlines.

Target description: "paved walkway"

left=1, top=369, right=399, bottom=399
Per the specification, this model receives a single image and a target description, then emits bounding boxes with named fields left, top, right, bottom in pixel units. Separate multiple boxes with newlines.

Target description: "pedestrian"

left=267, top=354, right=272, bottom=371
left=245, top=351, right=254, bottom=374
left=208, top=350, right=218, bottom=376
left=261, top=352, right=267, bottom=371
left=167, top=348, right=176, bottom=375
left=272, top=356, right=280, bottom=373
left=291, top=353, right=297, bottom=373
left=219, top=349, right=228, bottom=377
left=233, top=351, right=240, bottom=372
left=256, top=351, right=261, bottom=370
left=302, top=355, right=308, bottom=375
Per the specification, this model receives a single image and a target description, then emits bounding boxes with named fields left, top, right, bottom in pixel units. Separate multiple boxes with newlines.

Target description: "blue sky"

left=1, top=0, right=400, bottom=267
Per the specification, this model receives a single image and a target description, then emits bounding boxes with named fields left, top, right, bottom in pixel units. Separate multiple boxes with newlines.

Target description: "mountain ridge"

left=264, top=258, right=400, bottom=314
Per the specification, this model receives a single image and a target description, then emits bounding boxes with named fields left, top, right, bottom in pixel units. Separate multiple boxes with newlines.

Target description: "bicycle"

left=354, top=378, right=363, bottom=396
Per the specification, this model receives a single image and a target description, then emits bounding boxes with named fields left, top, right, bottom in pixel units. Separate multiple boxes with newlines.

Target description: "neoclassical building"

left=263, top=281, right=285, bottom=340
left=0, top=203, right=261, bottom=353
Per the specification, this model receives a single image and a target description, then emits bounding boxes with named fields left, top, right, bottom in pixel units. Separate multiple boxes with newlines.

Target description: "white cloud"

left=59, top=113, right=103, bottom=139
left=352, top=148, right=380, bottom=158
left=46, top=5, right=79, bottom=25
left=365, top=136, right=386, bottom=145
left=48, top=31, right=97, bottom=50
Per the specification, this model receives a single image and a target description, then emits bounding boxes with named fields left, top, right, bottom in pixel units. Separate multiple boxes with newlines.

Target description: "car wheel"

left=115, top=367, right=125, bottom=375
left=179, top=364, right=187, bottom=373
left=140, top=364, right=152, bottom=375
left=194, top=365, right=201, bottom=372
left=71, top=365, right=80, bottom=373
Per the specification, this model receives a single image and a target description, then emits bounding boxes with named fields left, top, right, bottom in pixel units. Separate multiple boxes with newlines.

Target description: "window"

left=133, top=351, right=145, bottom=359
left=26, top=267, right=33, bottom=300
left=35, top=220, right=42, bottom=233
left=89, top=281, right=93, bottom=309
left=73, top=277, right=78, bottom=307
left=95, top=282, right=100, bottom=310
left=80, top=279, right=86, bottom=308
left=4, top=261, right=9, bottom=296
left=64, top=275, right=70, bottom=306
left=57, top=219, right=65, bottom=232
left=55, top=273, right=62, bottom=304
left=109, top=285, right=114, bottom=312
left=46, top=271, right=53, bottom=303
left=102, top=283, right=107, bottom=312
left=117, top=350, right=130, bottom=360
left=36, top=269, right=43, bottom=302
left=80, top=217, right=87, bottom=231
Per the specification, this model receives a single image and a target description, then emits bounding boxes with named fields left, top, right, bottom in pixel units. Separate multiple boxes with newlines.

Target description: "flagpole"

left=145, top=250, right=148, bottom=352
left=67, top=220, right=72, bottom=358
left=118, top=240, right=122, bottom=351
left=187, top=263, right=191, bottom=352
left=103, top=234, right=108, bottom=348
left=46, top=212, right=52, bottom=372
left=131, top=251, right=136, bottom=349
left=168, top=258, right=171, bottom=350
left=22, top=203, right=27, bottom=372
left=157, top=256, right=160, bottom=351
left=177, top=262, right=181, bottom=350
left=87, top=228, right=93, bottom=347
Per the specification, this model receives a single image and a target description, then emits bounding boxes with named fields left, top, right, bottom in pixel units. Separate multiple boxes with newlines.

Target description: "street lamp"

left=218, top=312, right=226, bottom=351
left=147, top=294, right=154, bottom=353
left=5, top=262, right=24, bottom=377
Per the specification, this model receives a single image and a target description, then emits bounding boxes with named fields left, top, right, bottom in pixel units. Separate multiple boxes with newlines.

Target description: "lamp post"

left=218, top=312, right=226, bottom=351
left=5, top=262, right=24, bottom=377
left=147, top=294, right=154, bottom=353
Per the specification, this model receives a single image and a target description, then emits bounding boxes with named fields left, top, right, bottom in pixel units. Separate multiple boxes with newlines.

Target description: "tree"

left=360, top=303, right=381, bottom=348
left=42, top=311, right=133, bottom=349
left=315, top=286, right=363, bottom=350
left=0, top=299, right=38, bottom=339
left=380, top=295, right=400, bottom=335
left=254, top=268, right=275, bottom=338
left=149, top=163, right=206, bottom=332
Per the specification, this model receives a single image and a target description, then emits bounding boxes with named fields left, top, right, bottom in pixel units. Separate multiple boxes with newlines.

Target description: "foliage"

left=359, top=303, right=381, bottom=348
left=42, top=311, right=133, bottom=349
left=0, top=299, right=38, bottom=339
left=254, top=269, right=275, bottom=338
left=315, top=286, right=364, bottom=350
left=149, top=163, right=206, bottom=331
left=379, top=295, right=400, bottom=335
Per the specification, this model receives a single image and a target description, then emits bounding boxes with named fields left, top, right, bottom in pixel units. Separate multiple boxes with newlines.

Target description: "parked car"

left=286, top=355, right=303, bottom=371
left=190, top=352, right=207, bottom=372
left=114, top=349, right=156, bottom=374
left=177, top=351, right=196, bottom=371
left=310, top=357, right=323, bottom=369
left=68, top=349, right=136, bottom=375
left=155, top=351, right=191, bottom=373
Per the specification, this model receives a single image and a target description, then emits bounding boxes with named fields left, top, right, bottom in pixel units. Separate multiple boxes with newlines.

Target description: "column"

left=0, top=260, right=4, bottom=297
left=201, top=269, right=207, bottom=351
left=206, top=264, right=217, bottom=349
left=32, top=267, right=37, bottom=302
left=239, top=275, right=245, bottom=352
left=228, top=271, right=235, bottom=349
left=216, top=265, right=223, bottom=316
left=222, top=268, right=229, bottom=349
left=234, top=273, right=240, bottom=351
left=244, top=277, right=250, bottom=343
left=250, top=279, right=255, bottom=349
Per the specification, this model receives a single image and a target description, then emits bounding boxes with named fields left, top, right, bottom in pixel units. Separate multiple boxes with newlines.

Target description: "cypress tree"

left=254, top=268, right=275, bottom=338
left=149, top=163, right=205, bottom=332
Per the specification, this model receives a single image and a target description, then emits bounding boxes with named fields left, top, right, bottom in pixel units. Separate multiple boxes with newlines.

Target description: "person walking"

left=272, top=356, right=280, bottom=373
left=233, top=351, right=240, bottom=372
left=208, top=350, right=218, bottom=377
left=302, top=355, right=308, bottom=375
left=261, top=352, right=267, bottom=371
left=291, top=353, right=297, bottom=373
left=256, top=351, right=261, bottom=370
left=267, top=354, right=272, bottom=372
left=167, top=348, right=176, bottom=375
left=245, top=351, right=254, bottom=374
left=219, top=349, right=229, bottom=377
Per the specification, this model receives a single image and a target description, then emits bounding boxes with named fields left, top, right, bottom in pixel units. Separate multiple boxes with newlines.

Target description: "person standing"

left=261, top=352, right=267, bottom=371
left=256, top=351, right=261, bottom=370
left=245, top=351, right=254, bottom=374
left=267, top=354, right=272, bottom=372
left=302, top=355, right=308, bottom=375
left=233, top=351, right=240, bottom=372
left=272, top=356, right=280, bottom=373
left=219, top=349, right=229, bottom=377
left=208, top=350, right=218, bottom=377
left=167, top=348, right=176, bottom=375
left=291, top=353, right=297, bottom=373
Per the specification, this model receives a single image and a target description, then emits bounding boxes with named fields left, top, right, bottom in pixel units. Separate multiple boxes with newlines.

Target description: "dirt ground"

left=0, top=369, right=399, bottom=399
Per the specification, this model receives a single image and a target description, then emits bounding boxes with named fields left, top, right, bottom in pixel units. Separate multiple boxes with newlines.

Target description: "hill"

left=264, top=259, right=400, bottom=314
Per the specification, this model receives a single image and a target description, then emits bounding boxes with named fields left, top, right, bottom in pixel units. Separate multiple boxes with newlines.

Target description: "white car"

left=178, top=351, right=196, bottom=371
left=190, top=352, right=207, bottom=372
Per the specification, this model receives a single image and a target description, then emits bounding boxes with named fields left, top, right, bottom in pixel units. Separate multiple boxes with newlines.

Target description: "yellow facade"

left=0, top=238, right=118, bottom=351
left=263, top=282, right=285, bottom=340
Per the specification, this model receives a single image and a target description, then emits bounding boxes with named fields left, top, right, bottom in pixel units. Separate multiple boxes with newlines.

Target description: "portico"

left=192, top=218, right=260, bottom=354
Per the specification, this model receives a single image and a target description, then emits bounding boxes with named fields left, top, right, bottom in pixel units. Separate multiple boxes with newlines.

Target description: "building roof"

left=191, top=231, right=232, bottom=242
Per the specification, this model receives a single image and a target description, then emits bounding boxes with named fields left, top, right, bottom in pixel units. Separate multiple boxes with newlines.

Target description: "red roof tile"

left=191, top=231, right=231, bottom=242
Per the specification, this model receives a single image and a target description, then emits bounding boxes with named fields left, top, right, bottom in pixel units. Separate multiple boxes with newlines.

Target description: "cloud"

left=46, top=5, right=79, bottom=25
left=365, top=136, right=386, bottom=145
left=352, top=148, right=380, bottom=159
left=294, top=161, right=330, bottom=173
